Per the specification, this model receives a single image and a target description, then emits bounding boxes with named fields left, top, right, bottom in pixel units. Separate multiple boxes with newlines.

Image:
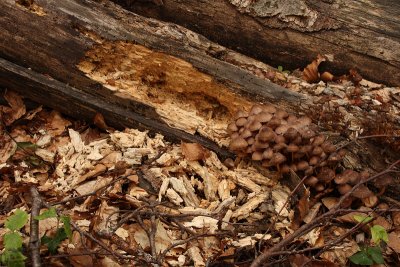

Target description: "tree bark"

left=112, top=0, right=400, bottom=86
left=0, top=0, right=399, bottom=169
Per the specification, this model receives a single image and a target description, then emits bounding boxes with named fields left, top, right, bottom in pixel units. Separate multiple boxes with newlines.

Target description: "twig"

left=29, top=187, right=42, bottom=267
left=336, top=134, right=400, bottom=150
left=250, top=160, right=400, bottom=267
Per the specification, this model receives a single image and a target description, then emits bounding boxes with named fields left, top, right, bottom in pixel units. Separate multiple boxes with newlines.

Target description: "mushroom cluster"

left=228, top=104, right=344, bottom=177
left=227, top=104, right=390, bottom=209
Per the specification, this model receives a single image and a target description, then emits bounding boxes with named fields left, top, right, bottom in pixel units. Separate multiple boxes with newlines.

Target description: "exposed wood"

left=1, top=0, right=308, bottom=155
left=113, top=0, right=400, bottom=86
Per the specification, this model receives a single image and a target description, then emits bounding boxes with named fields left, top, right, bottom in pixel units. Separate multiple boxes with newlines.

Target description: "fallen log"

left=112, top=0, right=400, bottom=86
left=1, top=0, right=399, bottom=171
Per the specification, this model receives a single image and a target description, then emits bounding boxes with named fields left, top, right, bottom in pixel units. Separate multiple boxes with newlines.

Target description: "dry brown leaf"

left=93, top=112, right=111, bottom=132
left=181, top=142, right=210, bottom=161
left=388, top=231, right=400, bottom=253
left=302, top=54, right=326, bottom=83
left=0, top=90, right=26, bottom=125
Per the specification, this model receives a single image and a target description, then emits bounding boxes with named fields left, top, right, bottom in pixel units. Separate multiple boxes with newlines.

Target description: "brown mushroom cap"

left=284, top=127, right=299, bottom=140
left=253, top=140, right=270, bottom=150
left=321, top=142, right=336, bottom=154
left=255, top=112, right=273, bottom=123
left=240, top=129, right=253, bottom=139
left=229, top=137, right=248, bottom=151
left=334, top=169, right=360, bottom=185
left=230, top=132, right=239, bottom=139
left=280, top=164, right=291, bottom=173
left=274, top=135, right=286, bottom=144
left=274, top=110, right=289, bottom=119
left=289, top=164, right=298, bottom=172
left=227, top=122, right=238, bottom=133
left=287, top=115, right=297, bottom=124
left=304, top=176, right=319, bottom=186
left=275, top=125, right=289, bottom=135
left=362, top=195, right=378, bottom=208
left=223, top=158, right=236, bottom=169
left=317, top=167, right=336, bottom=183
left=246, top=137, right=255, bottom=145
left=267, top=118, right=282, bottom=129
left=298, top=128, right=316, bottom=139
left=252, top=151, right=263, bottom=161
left=234, top=110, right=248, bottom=119
left=297, top=161, right=309, bottom=171
left=262, top=148, right=274, bottom=159
left=315, top=183, right=325, bottom=192
left=309, top=156, right=320, bottom=165
left=312, top=146, right=324, bottom=156
left=269, top=153, right=287, bottom=166
left=248, top=120, right=263, bottom=132
left=292, top=136, right=303, bottom=145
left=312, top=135, right=326, bottom=146
left=338, top=184, right=352, bottom=195
left=273, top=143, right=287, bottom=151
left=250, top=105, right=264, bottom=115
left=257, top=127, right=276, bottom=142
left=236, top=117, right=248, bottom=127
left=352, top=184, right=374, bottom=198
left=299, top=145, right=313, bottom=154
left=294, top=116, right=312, bottom=129
left=304, top=167, right=314, bottom=176
left=286, top=144, right=300, bottom=153
left=374, top=174, right=394, bottom=188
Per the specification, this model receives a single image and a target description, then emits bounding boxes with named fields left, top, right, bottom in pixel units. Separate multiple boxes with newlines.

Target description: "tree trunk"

left=112, top=0, right=400, bottom=86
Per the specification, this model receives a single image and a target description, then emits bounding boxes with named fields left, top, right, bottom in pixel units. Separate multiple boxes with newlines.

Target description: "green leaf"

left=371, top=225, right=389, bottom=244
left=3, top=232, right=22, bottom=250
left=34, top=207, right=57, bottom=220
left=16, top=142, right=38, bottom=150
left=5, top=210, right=28, bottom=231
left=41, top=228, right=68, bottom=254
left=60, top=215, right=72, bottom=240
left=367, top=246, right=384, bottom=264
left=354, top=215, right=373, bottom=224
left=349, top=250, right=373, bottom=265
left=278, top=66, right=283, bottom=72
left=1, top=249, right=26, bottom=267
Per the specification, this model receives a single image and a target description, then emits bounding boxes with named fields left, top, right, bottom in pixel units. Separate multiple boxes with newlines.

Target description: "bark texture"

left=113, top=0, right=400, bottom=86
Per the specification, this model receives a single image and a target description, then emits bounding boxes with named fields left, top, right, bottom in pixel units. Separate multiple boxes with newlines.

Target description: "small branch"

left=29, top=187, right=42, bottom=267
left=336, top=134, right=400, bottom=150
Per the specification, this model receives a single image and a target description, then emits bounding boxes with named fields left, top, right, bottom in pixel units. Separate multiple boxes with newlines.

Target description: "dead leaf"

left=0, top=90, right=26, bottom=125
left=388, top=231, right=400, bottom=253
left=302, top=54, right=326, bottom=83
left=181, top=142, right=210, bottom=161
left=93, top=112, right=110, bottom=132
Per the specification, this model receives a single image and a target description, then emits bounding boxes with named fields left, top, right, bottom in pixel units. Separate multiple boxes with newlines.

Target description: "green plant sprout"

left=349, top=215, right=388, bottom=265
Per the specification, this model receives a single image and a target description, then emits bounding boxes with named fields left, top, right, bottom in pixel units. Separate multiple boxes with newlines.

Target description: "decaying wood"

left=1, top=0, right=308, bottom=155
left=114, top=0, right=400, bottom=86
left=1, top=0, right=399, bottom=170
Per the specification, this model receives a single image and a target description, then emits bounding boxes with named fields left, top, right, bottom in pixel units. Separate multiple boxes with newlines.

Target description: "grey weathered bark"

left=113, top=0, right=400, bottom=86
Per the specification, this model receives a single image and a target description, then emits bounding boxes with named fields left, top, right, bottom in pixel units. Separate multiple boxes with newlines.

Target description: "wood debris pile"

left=0, top=90, right=296, bottom=266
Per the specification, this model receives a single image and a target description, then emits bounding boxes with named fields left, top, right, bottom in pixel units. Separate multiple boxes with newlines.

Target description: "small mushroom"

left=252, top=151, right=263, bottom=161
left=321, top=142, right=336, bottom=154
left=287, top=115, right=297, bottom=124
left=275, top=124, right=289, bottom=135
left=229, top=137, right=248, bottom=151
left=240, top=129, right=253, bottom=139
left=312, top=135, right=325, bottom=146
left=298, top=128, right=316, bottom=139
left=315, top=183, right=325, bottom=192
left=292, top=136, right=303, bottom=145
left=309, top=156, right=320, bottom=165
left=236, top=117, right=248, bottom=127
left=246, top=137, right=255, bottom=145
left=262, top=148, right=274, bottom=159
left=304, top=167, right=314, bottom=176
left=280, top=164, right=291, bottom=173
left=274, top=135, right=286, bottom=144
left=352, top=184, right=374, bottom=199
left=304, top=176, right=319, bottom=186
left=311, top=146, right=324, bottom=156
left=255, top=112, right=273, bottom=123
left=289, top=164, right=298, bottom=172
left=248, top=120, right=263, bottom=132
left=267, top=118, right=282, bottom=129
left=223, top=158, right=235, bottom=169
left=269, top=153, right=287, bottom=167
left=230, top=132, right=239, bottom=139
left=299, top=145, right=313, bottom=154
left=227, top=122, right=238, bottom=133
left=250, top=105, right=264, bottom=115
left=284, top=127, right=299, bottom=140
left=286, top=144, right=300, bottom=153
left=257, top=127, right=276, bottom=142
left=234, top=110, right=248, bottom=119
left=317, top=167, right=335, bottom=183
left=338, top=184, right=352, bottom=195
left=297, top=161, right=309, bottom=171
left=362, top=195, right=378, bottom=208
left=334, top=169, right=360, bottom=185
left=274, top=109, right=289, bottom=119
left=253, top=140, right=269, bottom=150
left=273, top=143, right=287, bottom=151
